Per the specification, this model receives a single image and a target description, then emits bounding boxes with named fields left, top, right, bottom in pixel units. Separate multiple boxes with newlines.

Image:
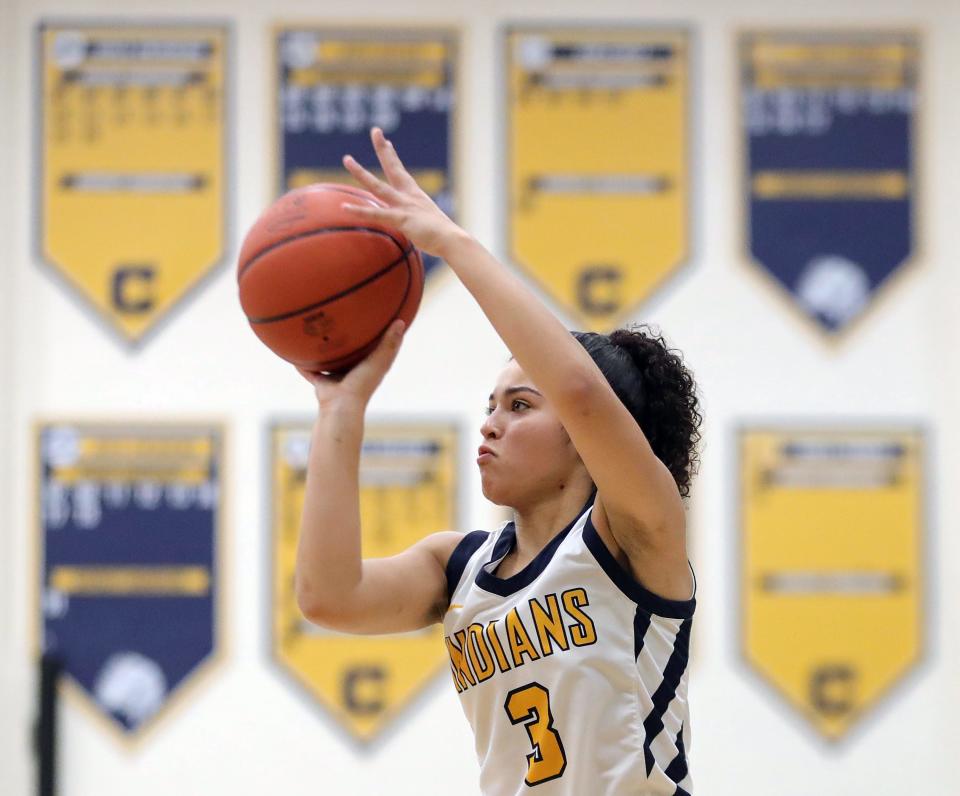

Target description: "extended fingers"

left=340, top=201, right=406, bottom=227
left=371, top=128, right=418, bottom=191
left=342, top=154, right=404, bottom=204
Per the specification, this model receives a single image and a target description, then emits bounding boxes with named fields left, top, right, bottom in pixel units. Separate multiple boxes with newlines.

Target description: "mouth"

left=477, top=445, right=496, bottom=465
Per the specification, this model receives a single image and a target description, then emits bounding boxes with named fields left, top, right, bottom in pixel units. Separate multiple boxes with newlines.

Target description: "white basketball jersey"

left=443, top=498, right=695, bottom=796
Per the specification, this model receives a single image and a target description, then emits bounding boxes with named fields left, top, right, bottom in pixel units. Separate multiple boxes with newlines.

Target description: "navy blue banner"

left=741, top=32, right=919, bottom=332
left=275, top=27, right=457, bottom=282
left=38, top=423, right=221, bottom=737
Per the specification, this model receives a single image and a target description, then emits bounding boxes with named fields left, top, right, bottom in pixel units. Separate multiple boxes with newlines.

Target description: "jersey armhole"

left=444, top=531, right=489, bottom=604
left=582, top=511, right=696, bottom=619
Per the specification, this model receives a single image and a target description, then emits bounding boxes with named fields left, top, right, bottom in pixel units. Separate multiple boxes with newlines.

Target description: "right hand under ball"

left=297, top=319, right=406, bottom=412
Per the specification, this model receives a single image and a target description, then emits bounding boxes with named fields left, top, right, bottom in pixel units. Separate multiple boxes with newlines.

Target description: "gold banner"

left=505, top=27, right=689, bottom=331
left=270, top=421, right=460, bottom=743
left=38, top=22, right=229, bottom=344
left=740, top=428, right=924, bottom=739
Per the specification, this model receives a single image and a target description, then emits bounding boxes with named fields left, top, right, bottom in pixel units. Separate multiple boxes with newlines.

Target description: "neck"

left=511, top=477, right=595, bottom=555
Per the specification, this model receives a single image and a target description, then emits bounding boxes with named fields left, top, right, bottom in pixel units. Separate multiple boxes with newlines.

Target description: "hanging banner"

left=740, top=31, right=920, bottom=333
left=274, top=26, right=458, bottom=282
left=269, top=420, right=460, bottom=744
left=504, top=26, right=690, bottom=332
left=36, top=422, right=224, bottom=742
left=740, top=427, right=924, bottom=740
left=37, top=21, right=229, bottom=346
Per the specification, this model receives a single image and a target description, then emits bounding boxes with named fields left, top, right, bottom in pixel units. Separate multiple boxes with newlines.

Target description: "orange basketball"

left=237, top=183, right=424, bottom=373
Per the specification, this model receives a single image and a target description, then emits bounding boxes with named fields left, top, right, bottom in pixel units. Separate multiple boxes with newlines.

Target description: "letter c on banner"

left=576, top=266, right=622, bottom=315
left=342, top=665, right=386, bottom=716
left=111, top=265, right=156, bottom=314
left=809, top=663, right=856, bottom=717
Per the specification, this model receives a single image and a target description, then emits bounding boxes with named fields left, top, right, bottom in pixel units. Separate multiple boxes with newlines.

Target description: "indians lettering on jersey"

left=444, top=588, right=597, bottom=693
left=444, top=506, right=697, bottom=794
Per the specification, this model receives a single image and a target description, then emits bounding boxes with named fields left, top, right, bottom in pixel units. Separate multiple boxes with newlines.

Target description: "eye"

left=484, top=405, right=495, bottom=416
left=511, top=399, right=530, bottom=411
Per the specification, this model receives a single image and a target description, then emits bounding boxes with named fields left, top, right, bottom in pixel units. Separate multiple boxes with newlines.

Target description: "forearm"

left=439, top=231, right=600, bottom=398
left=342, top=130, right=597, bottom=399
left=295, top=405, right=366, bottom=617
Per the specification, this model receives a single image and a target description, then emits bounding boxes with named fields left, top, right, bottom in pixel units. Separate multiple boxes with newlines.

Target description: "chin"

left=480, top=475, right=514, bottom=507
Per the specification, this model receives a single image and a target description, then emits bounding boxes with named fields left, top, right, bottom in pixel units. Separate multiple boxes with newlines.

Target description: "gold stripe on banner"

left=270, top=421, right=459, bottom=744
left=506, top=27, right=689, bottom=332
left=748, top=38, right=916, bottom=90
left=752, top=170, right=910, bottom=200
left=285, top=39, right=449, bottom=87
left=50, top=432, right=215, bottom=484
left=50, top=566, right=211, bottom=596
left=38, top=23, right=229, bottom=345
left=740, top=428, right=924, bottom=740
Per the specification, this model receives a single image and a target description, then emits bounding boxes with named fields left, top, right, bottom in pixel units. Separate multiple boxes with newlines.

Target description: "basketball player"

left=295, top=128, right=702, bottom=795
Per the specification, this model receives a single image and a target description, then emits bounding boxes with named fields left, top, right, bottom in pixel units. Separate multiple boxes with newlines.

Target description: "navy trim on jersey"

left=633, top=606, right=653, bottom=660
left=664, top=723, right=688, bottom=786
left=582, top=513, right=696, bottom=619
left=445, top=531, right=490, bottom=603
left=475, top=495, right=594, bottom=597
left=643, top=619, right=692, bottom=776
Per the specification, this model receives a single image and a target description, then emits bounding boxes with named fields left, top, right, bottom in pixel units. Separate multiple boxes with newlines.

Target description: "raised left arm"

left=341, top=129, right=688, bottom=582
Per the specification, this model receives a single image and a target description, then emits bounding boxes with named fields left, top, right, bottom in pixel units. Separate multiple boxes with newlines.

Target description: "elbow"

left=557, top=367, right=607, bottom=412
left=295, top=574, right=339, bottom=628
left=295, top=574, right=362, bottom=632
left=295, top=588, right=324, bottom=626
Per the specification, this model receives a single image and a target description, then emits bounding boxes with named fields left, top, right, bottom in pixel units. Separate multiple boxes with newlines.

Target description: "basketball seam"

left=312, top=251, right=416, bottom=372
left=238, top=225, right=406, bottom=280
left=247, top=244, right=414, bottom=325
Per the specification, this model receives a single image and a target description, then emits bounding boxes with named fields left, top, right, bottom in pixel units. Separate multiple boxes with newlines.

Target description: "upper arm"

left=548, top=370, right=692, bottom=598
left=554, top=368, right=686, bottom=537
left=592, top=495, right=692, bottom=602
left=303, top=531, right=463, bottom=635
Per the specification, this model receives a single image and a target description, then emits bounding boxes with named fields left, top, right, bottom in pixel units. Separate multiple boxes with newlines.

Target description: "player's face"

left=478, top=360, right=586, bottom=508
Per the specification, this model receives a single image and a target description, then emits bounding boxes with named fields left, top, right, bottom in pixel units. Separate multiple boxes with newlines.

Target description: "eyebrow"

left=488, top=385, right=543, bottom=402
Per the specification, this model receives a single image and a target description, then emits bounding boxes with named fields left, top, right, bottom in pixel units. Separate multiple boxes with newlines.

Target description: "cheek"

left=513, top=421, right=576, bottom=461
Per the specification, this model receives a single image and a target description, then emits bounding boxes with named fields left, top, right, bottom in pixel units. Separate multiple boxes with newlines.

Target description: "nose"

left=480, top=409, right=502, bottom=440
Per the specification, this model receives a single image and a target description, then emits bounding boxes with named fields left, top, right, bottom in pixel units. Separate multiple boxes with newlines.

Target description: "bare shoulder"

left=413, top=531, right=471, bottom=624
left=416, top=530, right=468, bottom=570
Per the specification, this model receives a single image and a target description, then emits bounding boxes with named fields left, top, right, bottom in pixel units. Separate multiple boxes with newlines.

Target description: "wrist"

left=314, top=400, right=366, bottom=429
left=433, top=225, right=475, bottom=263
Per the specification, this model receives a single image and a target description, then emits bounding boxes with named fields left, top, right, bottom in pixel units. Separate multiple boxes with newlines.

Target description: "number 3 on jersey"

left=504, top=682, right=567, bottom=786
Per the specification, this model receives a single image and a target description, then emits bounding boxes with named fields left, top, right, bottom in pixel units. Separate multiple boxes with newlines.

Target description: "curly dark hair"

left=573, top=325, right=702, bottom=498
